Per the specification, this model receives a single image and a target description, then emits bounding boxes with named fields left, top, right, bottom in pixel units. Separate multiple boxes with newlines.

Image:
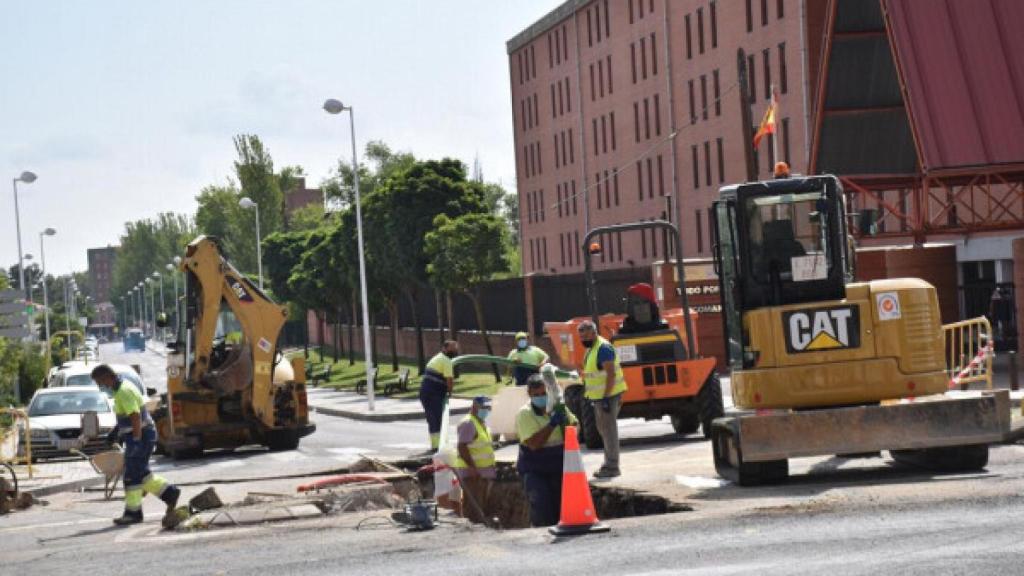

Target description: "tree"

left=426, top=212, right=510, bottom=381
left=286, top=204, right=326, bottom=232
left=365, top=159, right=487, bottom=372
left=112, top=213, right=196, bottom=308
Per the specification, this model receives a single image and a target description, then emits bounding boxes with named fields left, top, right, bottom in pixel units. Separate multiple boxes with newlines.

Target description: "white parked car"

left=48, top=363, right=151, bottom=399
left=19, top=387, right=117, bottom=459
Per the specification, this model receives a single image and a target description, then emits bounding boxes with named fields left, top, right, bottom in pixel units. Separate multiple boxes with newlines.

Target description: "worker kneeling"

left=92, top=364, right=181, bottom=527
left=515, top=374, right=578, bottom=527
left=453, top=396, right=495, bottom=524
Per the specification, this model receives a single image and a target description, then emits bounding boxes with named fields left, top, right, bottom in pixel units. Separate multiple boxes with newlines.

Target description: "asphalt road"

left=5, top=344, right=1024, bottom=574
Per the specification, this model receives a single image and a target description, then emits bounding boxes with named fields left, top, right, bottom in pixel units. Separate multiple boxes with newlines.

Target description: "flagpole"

left=771, top=84, right=779, bottom=169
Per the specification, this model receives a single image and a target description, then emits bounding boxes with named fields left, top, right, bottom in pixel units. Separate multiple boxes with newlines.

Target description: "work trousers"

left=122, top=427, right=172, bottom=512
left=521, top=471, right=563, bottom=527
left=459, top=475, right=493, bottom=524
left=593, top=393, right=622, bottom=473
left=419, top=379, right=447, bottom=450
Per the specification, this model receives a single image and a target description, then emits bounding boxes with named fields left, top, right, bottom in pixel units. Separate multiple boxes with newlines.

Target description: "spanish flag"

left=752, top=96, right=777, bottom=149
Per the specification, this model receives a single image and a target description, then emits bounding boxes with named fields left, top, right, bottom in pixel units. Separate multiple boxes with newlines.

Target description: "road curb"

left=24, top=474, right=106, bottom=497
left=311, top=404, right=471, bottom=422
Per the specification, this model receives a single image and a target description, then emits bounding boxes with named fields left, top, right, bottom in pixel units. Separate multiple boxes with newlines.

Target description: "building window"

left=592, top=118, right=599, bottom=156
left=531, top=45, right=536, bottom=80
left=631, top=43, right=638, bottom=84
left=748, top=54, right=756, bottom=102
left=604, top=0, right=610, bottom=37
left=569, top=128, right=575, bottom=163
left=589, top=64, right=596, bottom=101
left=779, top=42, right=788, bottom=94
left=713, top=69, right=721, bottom=116
left=697, top=8, right=705, bottom=55
left=688, top=80, right=696, bottom=124
left=711, top=1, right=718, bottom=48
left=598, top=59, right=605, bottom=98
left=640, top=36, right=648, bottom=80
left=782, top=117, right=791, bottom=164
left=587, top=9, right=593, bottom=47
left=704, top=141, right=712, bottom=187
left=685, top=14, right=692, bottom=60
left=526, top=191, right=532, bottom=224
left=778, top=0, right=784, bottom=19
left=610, top=112, right=617, bottom=150
left=644, top=97, right=651, bottom=140
left=565, top=78, right=572, bottom=112
left=746, top=0, right=753, bottom=32
left=539, top=189, right=545, bottom=221
left=717, top=137, right=725, bottom=183
left=691, top=145, right=700, bottom=188
left=542, top=237, right=548, bottom=269
left=560, top=233, right=566, bottom=267
left=696, top=210, right=704, bottom=253
left=607, top=55, right=614, bottom=94
left=636, top=160, right=644, bottom=200
left=657, top=155, right=665, bottom=196
left=629, top=0, right=635, bottom=24
left=761, top=0, right=768, bottom=26
left=601, top=115, right=608, bottom=153
left=650, top=33, right=658, bottom=76
left=596, top=174, right=603, bottom=210
left=556, top=183, right=563, bottom=218
left=604, top=170, right=611, bottom=207
left=654, top=93, right=662, bottom=136
left=614, top=171, right=620, bottom=206
left=763, top=48, right=771, bottom=100
left=550, top=84, right=556, bottom=119
left=554, top=134, right=560, bottom=168
left=700, top=75, right=708, bottom=120
left=634, top=102, right=641, bottom=142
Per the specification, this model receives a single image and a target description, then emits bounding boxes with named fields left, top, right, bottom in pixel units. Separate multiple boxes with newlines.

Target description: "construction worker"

left=515, top=374, right=577, bottom=527
left=420, top=340, right=459, bottom=451
left=507, top=331, right=549, bottom=386
left=91, top=364, right=180, bottom=526
left=578, top=320, right=626, bottom=479
left=454, top=396, right=495, bottom=524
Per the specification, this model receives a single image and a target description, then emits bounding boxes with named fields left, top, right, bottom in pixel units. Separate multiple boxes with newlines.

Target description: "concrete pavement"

left=307, top=387, right=472, bottom=422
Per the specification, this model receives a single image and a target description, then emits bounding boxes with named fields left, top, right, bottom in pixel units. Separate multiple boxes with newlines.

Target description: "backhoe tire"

left=265, top=430, right=300, bottom=452
left=698, top=372, right=725, bottom=440
left=670, top=412, right=701, bottom=435
left=580, top=398, right=604, bottom=451
left=711, top=419, right=788, bottom=486
left=563, top=386, right=586, bottom=443
left=891, top=444, right=988, bottom=472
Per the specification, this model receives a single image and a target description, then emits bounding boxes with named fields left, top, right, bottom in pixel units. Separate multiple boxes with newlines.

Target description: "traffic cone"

left=548, top=425, right=610, bottom=536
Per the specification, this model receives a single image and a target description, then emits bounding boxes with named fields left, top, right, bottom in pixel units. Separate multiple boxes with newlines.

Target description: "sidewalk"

left=307, top=387, right=472, bottom=422
left=13, top=459, right=105, bottom=497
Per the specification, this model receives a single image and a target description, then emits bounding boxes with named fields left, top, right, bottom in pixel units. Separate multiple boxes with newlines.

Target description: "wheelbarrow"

left=72, top=447, right=124, bottom=500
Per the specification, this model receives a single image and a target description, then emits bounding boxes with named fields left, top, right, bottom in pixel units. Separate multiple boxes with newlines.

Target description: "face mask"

left=444, top=350, right=458, bottom=359
left=530, top=395, right=548, bottom=410
left=476, top=409, right=490, bottom=421
left=581, top=338, right=595, bottom=348
left=517, top=339, right=528, bottom=350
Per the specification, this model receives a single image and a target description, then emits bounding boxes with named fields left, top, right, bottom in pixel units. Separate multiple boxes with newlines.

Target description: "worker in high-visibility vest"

left=91, top=364, right=181, bottom=527
left=419, top=340, right=459, bottom=450
left=578, top=320, right=626, bottom=479
left=454, top=396, right=494, bottom=524
left=516, top=374, right=578, bottom=527
left=507, top=331, right=550, bottom=386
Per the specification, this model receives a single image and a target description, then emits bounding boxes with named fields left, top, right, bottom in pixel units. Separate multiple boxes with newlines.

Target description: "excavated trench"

left=398, top=459, right=692, bottom=530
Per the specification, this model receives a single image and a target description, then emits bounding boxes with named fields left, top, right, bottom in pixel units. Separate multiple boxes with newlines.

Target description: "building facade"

left=87, top=246, right=118, bottom=305
left=509, top=0, right=818, bottom=275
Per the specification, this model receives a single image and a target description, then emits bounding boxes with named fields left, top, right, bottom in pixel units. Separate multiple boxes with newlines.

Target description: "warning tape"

left=948, top=343, right=994, bottom=389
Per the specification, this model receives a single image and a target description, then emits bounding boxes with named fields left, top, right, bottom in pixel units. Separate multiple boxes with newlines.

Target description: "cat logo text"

left=783, top=305, right=860, bottom=354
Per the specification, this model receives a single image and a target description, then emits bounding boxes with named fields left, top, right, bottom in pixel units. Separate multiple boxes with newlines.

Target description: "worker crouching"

left=453, top=396, right=495, bottom=524
left=420, top=340, right=459, bottom=451
left=515, top=374, right=578, bottom=527
left=91, top=364, right=181, bottom=527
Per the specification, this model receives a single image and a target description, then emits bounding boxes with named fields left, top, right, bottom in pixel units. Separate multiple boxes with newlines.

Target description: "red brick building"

left=509, top=0, right=820, bottom=275
left=283, top=177, right=324, bottom=223
left=87, top=246, right=117, bottom=305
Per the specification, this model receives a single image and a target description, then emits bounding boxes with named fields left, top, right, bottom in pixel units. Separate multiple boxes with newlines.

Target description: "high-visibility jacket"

left=454, top=415, right=495, bottom=469
left=112, top=379, right=154, bottom=437
left=582, top=336, right=627, bottom=400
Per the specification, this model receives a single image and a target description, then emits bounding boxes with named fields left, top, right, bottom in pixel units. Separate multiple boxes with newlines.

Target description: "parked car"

left=19, top=387, right=116, bottom=460
left=48, top=363, right=152, bottom=399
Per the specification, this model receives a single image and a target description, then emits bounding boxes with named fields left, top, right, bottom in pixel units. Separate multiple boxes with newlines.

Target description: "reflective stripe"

left=454, top=416, right=495, bottom=469
left=124, top=488, right=144, bottom=512
left=562, top=447, right=585, bottom=474
left=583, top=337, right=627, bottom=400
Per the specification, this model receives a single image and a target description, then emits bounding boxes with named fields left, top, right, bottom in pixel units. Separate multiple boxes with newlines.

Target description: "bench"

left=383, top=368, right=411, bottom=396
left=305, top=362, right=333, bottom=387
left=355, top=367, right=378, bottom=395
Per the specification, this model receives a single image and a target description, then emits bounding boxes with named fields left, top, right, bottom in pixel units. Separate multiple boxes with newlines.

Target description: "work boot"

left=160, top=485, right=181, bottom=515
left=592, top=468, right=621, bottom=479
left=113, top=510, right=143, bottom=526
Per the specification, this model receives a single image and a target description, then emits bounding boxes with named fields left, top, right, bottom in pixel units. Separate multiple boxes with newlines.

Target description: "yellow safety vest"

left=583, top=336, right=627, bottom=400
left=454, top=416, right=495, bottom=469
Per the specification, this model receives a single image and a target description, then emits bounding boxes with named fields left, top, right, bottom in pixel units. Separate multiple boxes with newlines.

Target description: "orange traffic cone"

left=549, top=425, right=610, bottom=536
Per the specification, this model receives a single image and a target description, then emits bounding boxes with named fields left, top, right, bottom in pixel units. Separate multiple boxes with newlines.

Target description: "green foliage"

left=0, top=341, right=47, bottom=406
left=263, top=229, right=314, bottom=303
left=286, top=203, right=326, bottom=232
left=425, top=213, right=510, bottom=291
left=111, top=212, right=196, bottom=306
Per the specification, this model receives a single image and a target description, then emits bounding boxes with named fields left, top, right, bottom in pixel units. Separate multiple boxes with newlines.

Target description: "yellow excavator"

left=154, top=236, right=315, bottom=458
left=709, top=170, right=1009, bottom=485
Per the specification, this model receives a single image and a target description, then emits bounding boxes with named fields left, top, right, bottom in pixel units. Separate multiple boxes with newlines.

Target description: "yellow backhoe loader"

left=154, top=236, right=315, bottom=458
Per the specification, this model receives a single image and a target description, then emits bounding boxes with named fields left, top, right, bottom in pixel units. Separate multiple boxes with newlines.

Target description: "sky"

left=0, top=0, right=556, bottom=279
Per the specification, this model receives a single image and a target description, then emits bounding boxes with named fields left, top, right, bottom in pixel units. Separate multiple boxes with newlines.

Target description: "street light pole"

left=147, top=278, right=156, bottom=341
left=40, top=228, right=56, bottom=360
left=238, top=198, right=263, bottom=290
left=138, top=282, right=146, bottom=338
left=63, top=277, right=71, bottom=357
left=167, top=257, right=181, bottom=338
left=154, top=272, right=165, bottom=341
left=323, top=98, right=375, bottom=411
left=11, top=171, right=37, bottom=303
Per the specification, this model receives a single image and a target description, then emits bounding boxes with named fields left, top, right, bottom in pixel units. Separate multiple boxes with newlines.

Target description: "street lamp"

left=145, top=278, right=156, bottom=340
left=153, top=272, right=165, bottom=341
left=324, top=97, right=375, bottom=410
left=63, top=276, right=72, bottom=357
left=40, top=228, right=55, bottom=358
left=167, top=256, right=182, bottom=337
left=238, top=197, right=263, bottom=290
left=138, top=281, right=146, bottom=337
left=11, top=170, right=37, bottom=302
